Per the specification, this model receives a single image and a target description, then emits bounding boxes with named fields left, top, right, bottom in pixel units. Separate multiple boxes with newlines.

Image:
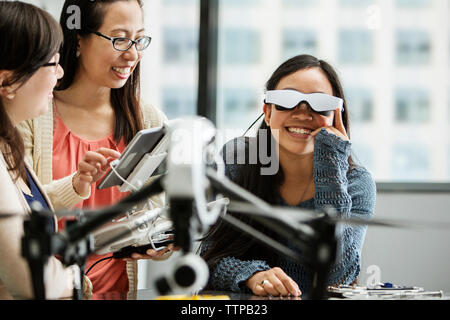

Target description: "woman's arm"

left=313, top=129, right=376, bottom=285
left=199, top=240, right=271, bottom=293
left=17, top=118, right=89, bottom=210
left=0, top=160, right=75, bottom=299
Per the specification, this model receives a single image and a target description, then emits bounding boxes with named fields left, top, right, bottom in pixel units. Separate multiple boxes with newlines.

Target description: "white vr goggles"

left=265, top=90, right=344, bottom=115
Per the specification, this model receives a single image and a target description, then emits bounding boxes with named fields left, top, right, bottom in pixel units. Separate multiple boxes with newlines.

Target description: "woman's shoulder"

left=221, top=136, right=257, bottom=181
left=141, top=102, right=168, bottom=128
left=222, top=136, right=258, bottom=156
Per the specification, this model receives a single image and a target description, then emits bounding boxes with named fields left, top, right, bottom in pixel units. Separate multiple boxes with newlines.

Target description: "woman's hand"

left=123, top=244, right=179, bottom=261
left=73, top=148, right=121, bottom=197
left=246, top=267, right=301, bottom=297
left=311, top=108, right=350, bottom=142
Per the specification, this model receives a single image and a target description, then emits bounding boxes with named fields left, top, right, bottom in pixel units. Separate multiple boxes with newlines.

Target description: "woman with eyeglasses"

left=200, top=55, right=376, bottom=298
left=18, top=0, right=170, bottom=295
left=0, top=1, right=93, bottom=299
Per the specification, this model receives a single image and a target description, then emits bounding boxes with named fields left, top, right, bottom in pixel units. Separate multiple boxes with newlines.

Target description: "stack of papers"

left=328, top=283, right=445, bottom=300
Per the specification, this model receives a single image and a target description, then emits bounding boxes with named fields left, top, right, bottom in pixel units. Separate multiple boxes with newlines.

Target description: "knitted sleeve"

left=210, top=257, right=271, bottom=293
left=199, top=240, right=271, bottom=293
left=313, top=129, right=376, bottom=285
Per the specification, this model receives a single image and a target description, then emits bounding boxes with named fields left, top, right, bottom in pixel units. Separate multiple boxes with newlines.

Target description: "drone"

left=2, top=116, right=449, bottom=300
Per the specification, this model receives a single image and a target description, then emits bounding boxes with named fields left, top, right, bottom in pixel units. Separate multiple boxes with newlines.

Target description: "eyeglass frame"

left=41, top=53, right=60, bottom=74
left=88, top=29, right=152, bottom=52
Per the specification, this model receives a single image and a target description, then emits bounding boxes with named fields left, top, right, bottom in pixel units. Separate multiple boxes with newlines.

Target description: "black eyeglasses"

left=89, top=30, right=152, bottom=52
left=41, top=53, right=61, bottom=75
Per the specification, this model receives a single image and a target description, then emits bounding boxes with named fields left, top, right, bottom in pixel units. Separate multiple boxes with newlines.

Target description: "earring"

left=6, top=92, right=15, bottom=100
left=5, top=88, right=15, bottom=100
left=76, top=50, right=80, bottom=58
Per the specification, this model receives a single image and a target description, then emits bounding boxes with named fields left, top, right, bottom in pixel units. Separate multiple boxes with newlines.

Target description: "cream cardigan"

left=17, top=102, right=168, bottom=294
left=0, top=151, right=76, bottom=300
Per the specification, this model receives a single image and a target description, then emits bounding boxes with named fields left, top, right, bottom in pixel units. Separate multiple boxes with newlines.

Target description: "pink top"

left=52, top=110, right=129, bottom=294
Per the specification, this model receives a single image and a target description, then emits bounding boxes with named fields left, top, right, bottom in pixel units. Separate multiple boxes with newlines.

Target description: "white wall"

left=360, top=191, right=450, bottom=292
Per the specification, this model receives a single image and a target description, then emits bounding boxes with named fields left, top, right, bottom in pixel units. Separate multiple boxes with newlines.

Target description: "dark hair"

left=0, top=1, right=63, bottom=181
left=201, top=54, right=354, bottom=276
left=58, top=0, right=144, bottom=144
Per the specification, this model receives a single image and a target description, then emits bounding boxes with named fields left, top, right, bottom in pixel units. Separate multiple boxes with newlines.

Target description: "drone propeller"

left=228, top=202, right=450, bottom=231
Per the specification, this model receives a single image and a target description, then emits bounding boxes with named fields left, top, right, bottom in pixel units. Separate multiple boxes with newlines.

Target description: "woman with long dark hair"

left=18, top=0, right=170, bottom=295
left=200, top=54, right=376, bottom=297
left=0, top=1, right=92, bottom=299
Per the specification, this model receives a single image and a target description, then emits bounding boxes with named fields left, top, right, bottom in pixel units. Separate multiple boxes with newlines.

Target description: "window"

left=35, top=0, right=450, bottom=183
left=346, top=88, right=374, bottom=123
left=219, top=87, right=260, bottom=131
left=163, top=28, right=198, bottom=64
left=340, top=0, right=375, bottom=7
left=352, top=144, right=375, bottom=173
left=222, top=28, right=261, bottom=65
left=223, top=0, right=261, bottom=5
left=282, top=0, right=318, bottom=7
left=392, top=144, right=430, bottom=181
left=396, top=30, right=431, bottom=65
left=395, top=88, right=430, bottom=123
left=396, top=0, right=433, bottom=8
left=282, top=29, right=318, bottom=61
left=164, top=0, right=197, bottom=6
left=338, top=30, right=374, bottom=64
left=162, top=87, right=197, bottom=120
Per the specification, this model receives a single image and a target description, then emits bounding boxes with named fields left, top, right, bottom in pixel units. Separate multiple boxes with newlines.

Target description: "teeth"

left=287, top=127, right=311, bottom=135
left=112, top=67, right=131, bottom=75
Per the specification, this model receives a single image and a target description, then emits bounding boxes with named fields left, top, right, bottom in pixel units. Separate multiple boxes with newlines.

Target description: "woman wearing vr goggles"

left=201, top=54, right=376, bottom=297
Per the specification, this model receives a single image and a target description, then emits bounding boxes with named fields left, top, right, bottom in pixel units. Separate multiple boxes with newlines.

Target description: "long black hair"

left=200, top=54, right=354, bottom=272
left=0, top=1, right=63, bottom=181
left=57, top=0, right=145, bottom=144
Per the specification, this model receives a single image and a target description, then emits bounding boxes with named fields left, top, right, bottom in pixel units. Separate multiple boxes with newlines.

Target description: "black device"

left=112, top=239, right=175, bottom=259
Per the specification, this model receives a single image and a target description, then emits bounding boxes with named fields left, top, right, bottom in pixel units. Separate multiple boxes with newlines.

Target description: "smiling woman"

left=17, top=0, right=169, bottom=296
left=200, top=54, right=376, bottom=298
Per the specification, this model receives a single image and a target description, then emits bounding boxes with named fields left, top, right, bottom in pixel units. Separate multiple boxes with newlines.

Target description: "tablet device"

left=98, top=126, right=166, bottom=190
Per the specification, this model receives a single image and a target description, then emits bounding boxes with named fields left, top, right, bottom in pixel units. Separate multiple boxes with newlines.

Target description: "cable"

left=109, top=161, right=139, bottom=191
left=109, top=161, right=159, bottom=210
left=242, top=113, right=264, bottom=137
left=85, top=255, right=113, bottom=276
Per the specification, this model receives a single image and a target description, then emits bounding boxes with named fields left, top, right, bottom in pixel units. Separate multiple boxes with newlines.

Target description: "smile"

left=286, top=127, right=312, bottom=135
left=112, top=67, right=132, bottom=76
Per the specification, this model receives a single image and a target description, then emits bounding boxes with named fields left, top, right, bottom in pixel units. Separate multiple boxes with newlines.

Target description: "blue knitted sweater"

left=201, top=129, right=376, bottom=294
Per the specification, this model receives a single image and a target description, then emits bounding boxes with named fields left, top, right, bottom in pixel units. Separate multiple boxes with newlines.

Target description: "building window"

left=222, top=0, right=261, bottom=5
left=162, top=87, right=197, bottom=119
left=220, top=88, right=260, bottom=129
left=282, top=29, right=318, bottom=60
left=164, top=0, right=197, bottom=6
left=163, top=27, right=198, bottom=64
left=352, top=144, right=375, bottom=173
left=223, top=28, right=261, bottom=65
left=448, top=146, right=450, bottom=179
left=392, top=144, right=430, bottom=181
left=396, top=0, right=432, bottom=8
left=396, top=30, right=431, bottom=65
left=282, top=0, right=318, bottom=7
left=338, top=29, right=374, bottom=64
left=395, top=88, right=430, bottom=123
left=346, top=88, right=374, bottom=123
left=339, top=0, right=375, bottom=7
